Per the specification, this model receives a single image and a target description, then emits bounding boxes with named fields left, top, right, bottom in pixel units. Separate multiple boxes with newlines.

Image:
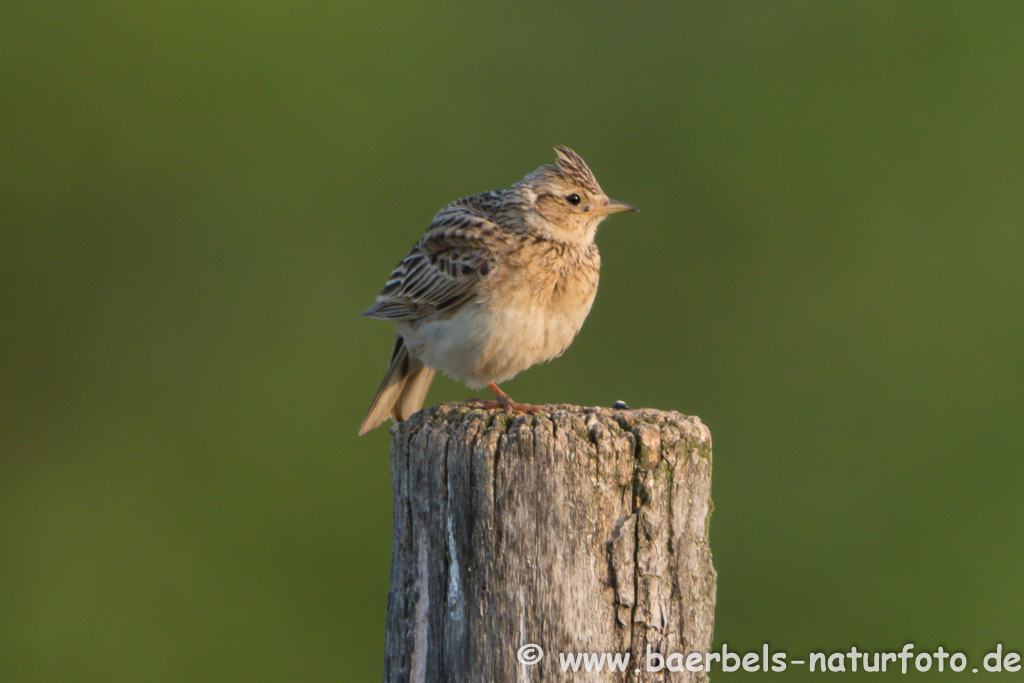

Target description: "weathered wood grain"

left=383, top=404, right=715, bottom=682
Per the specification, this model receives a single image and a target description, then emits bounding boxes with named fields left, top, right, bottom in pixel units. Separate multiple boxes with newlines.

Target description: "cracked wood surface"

left=383, top=404, right=715, bottom=683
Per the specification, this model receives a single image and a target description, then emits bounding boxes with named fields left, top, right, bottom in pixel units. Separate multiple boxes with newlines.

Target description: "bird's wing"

left=361, top=206, right=501, bottom=322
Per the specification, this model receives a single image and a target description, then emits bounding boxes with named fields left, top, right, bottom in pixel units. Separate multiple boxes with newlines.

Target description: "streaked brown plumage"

left=359, top=146, right=637, bottom=435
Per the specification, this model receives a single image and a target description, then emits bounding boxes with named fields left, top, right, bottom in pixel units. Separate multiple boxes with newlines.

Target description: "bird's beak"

left=591, top=199, right=639, bottom=215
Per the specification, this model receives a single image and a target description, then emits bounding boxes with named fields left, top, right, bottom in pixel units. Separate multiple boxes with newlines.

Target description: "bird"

left=358, top=146, right=637, bottom=435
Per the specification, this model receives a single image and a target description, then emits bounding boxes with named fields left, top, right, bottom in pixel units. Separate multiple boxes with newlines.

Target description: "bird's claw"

left=463, top=396, right=545, bottom=415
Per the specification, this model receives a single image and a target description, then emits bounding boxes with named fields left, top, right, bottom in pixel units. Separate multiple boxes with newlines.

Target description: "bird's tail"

left=358, top=336, right=436, bottom=436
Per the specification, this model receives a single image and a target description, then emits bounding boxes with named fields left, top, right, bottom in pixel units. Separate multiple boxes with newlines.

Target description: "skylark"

left=359, top=146, right=637, bottom=435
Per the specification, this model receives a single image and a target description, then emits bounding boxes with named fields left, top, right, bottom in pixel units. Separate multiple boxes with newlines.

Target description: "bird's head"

left=514, top=146, right=637, bottom=243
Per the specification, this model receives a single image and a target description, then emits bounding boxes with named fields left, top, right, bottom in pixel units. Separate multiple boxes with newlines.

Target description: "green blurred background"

left=3, top=2, right=1022, bottom=680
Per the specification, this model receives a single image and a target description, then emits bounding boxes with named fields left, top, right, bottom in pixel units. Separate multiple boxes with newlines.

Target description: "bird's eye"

left=566, top=193, right=582, bottom=206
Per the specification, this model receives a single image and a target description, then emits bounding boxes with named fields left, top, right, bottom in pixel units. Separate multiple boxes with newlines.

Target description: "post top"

left=392, top=402, right=712, bottom=452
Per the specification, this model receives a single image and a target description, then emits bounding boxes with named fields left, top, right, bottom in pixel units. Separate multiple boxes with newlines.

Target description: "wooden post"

left=383, top=404, right=715, bottom=682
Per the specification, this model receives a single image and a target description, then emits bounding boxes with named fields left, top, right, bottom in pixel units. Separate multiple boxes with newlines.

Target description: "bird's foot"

left=463, top=383, right=546, bottom=415
left=463, top=397, right=546, bottom=415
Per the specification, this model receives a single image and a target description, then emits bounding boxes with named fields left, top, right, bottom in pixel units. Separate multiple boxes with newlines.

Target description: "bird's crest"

left=552, top=146, right=601, bottom=192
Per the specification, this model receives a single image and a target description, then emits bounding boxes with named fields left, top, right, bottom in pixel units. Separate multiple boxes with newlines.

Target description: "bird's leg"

left=489, top=382, right=546, bottom=414
left=464, top=382, right=545, bottom=414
